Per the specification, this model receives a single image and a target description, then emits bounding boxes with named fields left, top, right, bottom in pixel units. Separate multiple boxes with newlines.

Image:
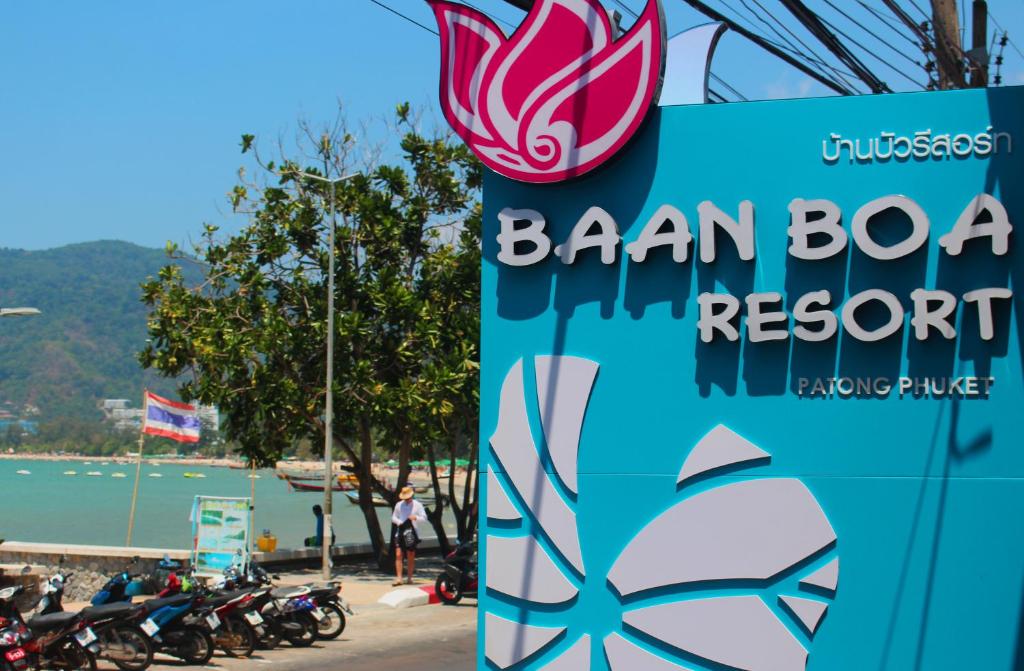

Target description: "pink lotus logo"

left=427, top=0, right=666, bottom=183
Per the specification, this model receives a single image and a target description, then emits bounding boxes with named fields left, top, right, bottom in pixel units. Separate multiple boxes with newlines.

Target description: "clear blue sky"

left=1, top=0, right=1021, bottom=251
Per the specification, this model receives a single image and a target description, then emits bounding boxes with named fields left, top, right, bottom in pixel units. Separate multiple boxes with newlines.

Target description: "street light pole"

left=288, top=170, right=357, bottom=581
left=323, top=178, right=337, bottom=583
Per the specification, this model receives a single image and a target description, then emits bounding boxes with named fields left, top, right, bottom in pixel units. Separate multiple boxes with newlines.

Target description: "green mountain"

left=0, top=241, right=198, bottom=421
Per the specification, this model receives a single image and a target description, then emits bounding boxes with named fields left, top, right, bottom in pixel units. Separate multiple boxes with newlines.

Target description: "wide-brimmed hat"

left=399, top=486, right=414, bottom=500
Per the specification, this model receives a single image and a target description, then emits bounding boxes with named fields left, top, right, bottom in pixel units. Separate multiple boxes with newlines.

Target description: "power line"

left=613, top=0, right=751, bottom=101
left=822, top=0, right=925, bottom=71
left=711, top=72, right=749, bottom=100
left=680, top=0, right=856, bottom=94
left=777, top=0, right=892, bottom=93
left=366, top=0, right=438, bottom=35
left=904, top=0, right=931, bottom=23
left=856, top=1, right=921, bottom=49
left=815, top=5, right=926, bottom=88
left=461, top=0, right=517, bottom=29
left=749, top=0, right=868, bottom=90
left=734, top=0, right=864, bottom=89
left=718, top=0, right=863, bottom=92
left=611, top=0, right=638, bottom=18
left=987, top=11, right=1024, bottom=60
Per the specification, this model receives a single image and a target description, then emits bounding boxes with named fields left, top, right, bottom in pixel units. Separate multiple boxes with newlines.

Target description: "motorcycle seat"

left=142, top=594, right=192, bottom=612
left=204, top=590, right=247, bottom=608
left=270, top=586, right=309, bottom=599
left=79, top=602, right=136, bottom=621
left=304, top=587, right=337, bottom=600
left=28, top=612, right=78, bottom=632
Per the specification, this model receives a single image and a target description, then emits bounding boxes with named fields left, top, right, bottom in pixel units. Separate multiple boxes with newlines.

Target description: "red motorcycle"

left=0, top=584, right=97, bottom=671
left=156, top=564, right=260, bottom=659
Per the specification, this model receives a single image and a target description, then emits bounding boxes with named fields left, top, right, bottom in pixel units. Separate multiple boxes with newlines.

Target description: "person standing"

left=391, top=486, right=426, bottom=586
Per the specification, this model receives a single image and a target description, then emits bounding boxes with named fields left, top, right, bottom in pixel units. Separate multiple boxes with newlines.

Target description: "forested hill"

left=0, top=241, right=199, bottom=421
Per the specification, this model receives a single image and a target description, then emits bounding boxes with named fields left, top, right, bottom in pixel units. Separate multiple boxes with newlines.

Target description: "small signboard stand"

left=191, top=495, right=251, bottom=578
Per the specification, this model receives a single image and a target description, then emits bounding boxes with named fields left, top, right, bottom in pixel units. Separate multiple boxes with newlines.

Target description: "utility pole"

left=931, top=0, right=967, bottom=89
left=970, top=0, right=989, bottom=87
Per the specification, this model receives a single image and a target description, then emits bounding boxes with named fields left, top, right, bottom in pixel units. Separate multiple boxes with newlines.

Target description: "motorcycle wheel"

left=53, top=641, right=97, bottom=671
left=256, top=613, right=282, bottom=650
left=105, top=625, right=154, bottom=671
left=283, top=612, right=317, bottom=648
left=215, top=615, right=255, bottom=658
left=176, top=625, right=214, bottom=666
left=435, top=574, right=463, bottom=605
left=314, top=603, right=346, bottom=640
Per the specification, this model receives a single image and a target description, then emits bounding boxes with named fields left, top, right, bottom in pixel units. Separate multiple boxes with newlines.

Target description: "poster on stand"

left=191, top=496, right=250, bottom=577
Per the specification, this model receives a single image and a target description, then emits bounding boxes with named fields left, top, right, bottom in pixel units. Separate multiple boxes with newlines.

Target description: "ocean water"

left=0, top=459, right=444, bottom=550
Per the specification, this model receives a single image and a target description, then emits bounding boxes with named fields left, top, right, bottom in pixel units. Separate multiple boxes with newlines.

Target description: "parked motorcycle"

left=38, top=565, right=152, bottom=671
left=158, top=564, right=267, bottom=656
left=435, top=539, right=477, bottom=605
left=0, top=583, right=97, bottom=671
left=216, top=565, right=319, bottom=648
left=135, top=594, right=213, bottom=665
left=194, top=590, right=258, bottom=658
left=90, top=559, right=146, bottom=606
left=239, top=563, right=352, bottom=641
left=0, top=616, right=32, bottom=671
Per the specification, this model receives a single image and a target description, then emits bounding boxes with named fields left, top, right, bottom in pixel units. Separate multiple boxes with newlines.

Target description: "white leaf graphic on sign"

left=486, top=357, right=839, bottom=670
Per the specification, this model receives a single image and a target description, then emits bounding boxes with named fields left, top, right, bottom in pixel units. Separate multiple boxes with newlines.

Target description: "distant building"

left=101, top=399, right=131, bottom=412
left=100, top=398, right=219, bottom=435
left=198, top=405, right=219, bottom=427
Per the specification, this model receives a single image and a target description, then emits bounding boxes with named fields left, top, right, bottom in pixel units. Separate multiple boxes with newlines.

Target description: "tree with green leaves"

left=140, top=106, right=480, bottom=567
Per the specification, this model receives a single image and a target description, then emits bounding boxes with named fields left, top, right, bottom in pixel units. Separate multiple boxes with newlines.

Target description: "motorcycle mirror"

left=131, top=555, right=140, bottom=563
left=20, top=566, right=30, bottom=575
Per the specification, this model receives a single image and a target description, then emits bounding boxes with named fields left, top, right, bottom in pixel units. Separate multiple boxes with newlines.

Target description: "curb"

left=377, top=585, right=440, bottom=609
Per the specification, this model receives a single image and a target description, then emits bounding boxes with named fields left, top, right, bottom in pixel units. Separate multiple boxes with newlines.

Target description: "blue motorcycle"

left=90, top=561, right=212, bottom=666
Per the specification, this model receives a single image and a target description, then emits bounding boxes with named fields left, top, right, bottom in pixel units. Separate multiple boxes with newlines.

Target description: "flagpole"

left=126, top=392, right=148, bottom=547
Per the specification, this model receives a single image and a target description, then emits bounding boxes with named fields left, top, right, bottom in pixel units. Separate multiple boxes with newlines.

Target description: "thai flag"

left=142, top=391, right=200, bottom=443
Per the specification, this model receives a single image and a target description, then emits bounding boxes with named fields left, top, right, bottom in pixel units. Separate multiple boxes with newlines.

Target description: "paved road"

left=130, top=602, right=477, bottom=671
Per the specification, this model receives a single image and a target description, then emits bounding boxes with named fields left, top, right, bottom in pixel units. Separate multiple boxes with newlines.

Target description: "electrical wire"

left=366, top=0, right=438, bottom=35
left=708, top=88, right=729, bottom=103
left=903, top=0, right=931, bottom=23
left=706, top=0, right=858, bottom=93
left=461, top=0, right=517, bottom=29
left=612, top=0, right=639, bottom=18
left=711, top=73, right=749, bottom=100
left=724, top=0, right=864, bottom=91
left=775, top=0, right=890, bottom=92
left=814, top=6, right=926, bottom=88
left=988, top=11, right=1024, bottom=60
left=821, top=0, right=925, bottom=71
left=613, top=0, right=751, bottom=101
left=856, top=0, right=921, bottom=48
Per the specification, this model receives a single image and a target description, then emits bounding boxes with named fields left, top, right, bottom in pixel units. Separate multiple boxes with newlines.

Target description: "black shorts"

left=394, top=525, right=420, bottom=552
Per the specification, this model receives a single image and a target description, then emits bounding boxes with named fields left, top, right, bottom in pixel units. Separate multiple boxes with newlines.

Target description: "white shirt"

left=392, top=499, right=427, bottom=531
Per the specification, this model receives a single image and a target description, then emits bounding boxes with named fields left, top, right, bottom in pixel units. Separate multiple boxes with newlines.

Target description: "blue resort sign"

left=430, top=2, right=1023, bottom=670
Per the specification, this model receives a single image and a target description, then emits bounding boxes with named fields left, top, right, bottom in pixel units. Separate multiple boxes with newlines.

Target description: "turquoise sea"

left=0, top=459, right=444, bottom=550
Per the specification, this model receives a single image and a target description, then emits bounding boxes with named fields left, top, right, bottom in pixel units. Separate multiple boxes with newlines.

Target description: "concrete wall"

left=0, top=538, right=443, bottom=602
